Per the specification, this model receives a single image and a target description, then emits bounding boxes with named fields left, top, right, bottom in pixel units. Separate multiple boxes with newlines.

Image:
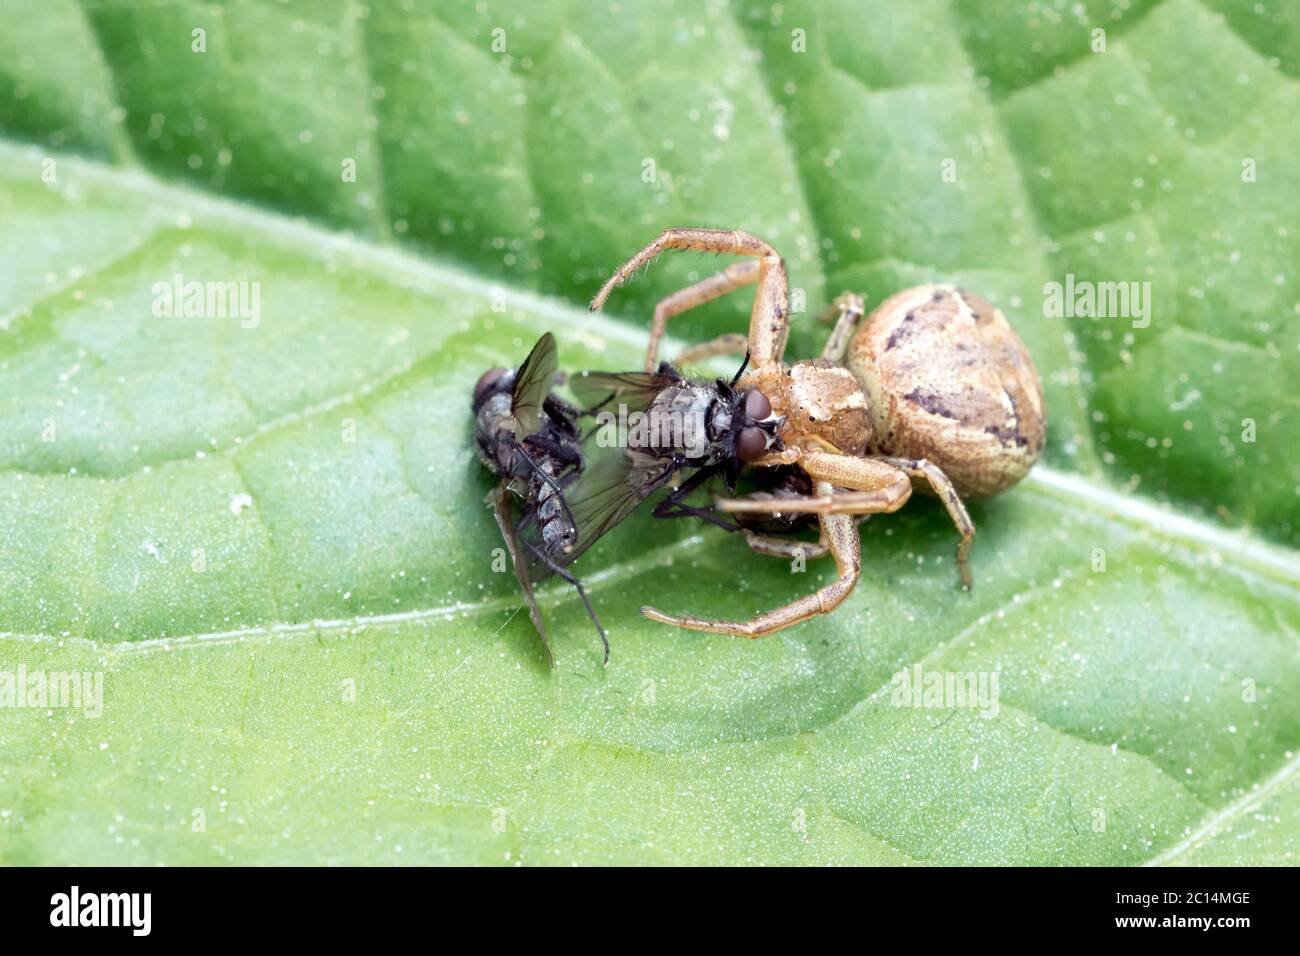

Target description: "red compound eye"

left=473, top=367, right=509, bottom=406
left=736, top=426, right=768, bottom=462
left=744, top=389, right=772, bottom=421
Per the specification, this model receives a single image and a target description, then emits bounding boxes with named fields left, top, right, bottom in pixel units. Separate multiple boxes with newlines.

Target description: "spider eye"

left=473, top=367, right=509, bottom=406
left=736, top=426, right=768, bottom=462
left=744, top=389, right=772, bottom=421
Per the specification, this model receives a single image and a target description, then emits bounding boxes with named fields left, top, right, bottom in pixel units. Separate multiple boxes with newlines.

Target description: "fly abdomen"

left=531, top=459, right=578, bottom=554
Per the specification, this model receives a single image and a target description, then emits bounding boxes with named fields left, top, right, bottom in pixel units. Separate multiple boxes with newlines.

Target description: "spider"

left=589, top=228, right=1046, bottom=637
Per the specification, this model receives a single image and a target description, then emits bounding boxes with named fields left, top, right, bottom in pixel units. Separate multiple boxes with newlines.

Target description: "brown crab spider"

left=590, top=228, right=1046, bottom=637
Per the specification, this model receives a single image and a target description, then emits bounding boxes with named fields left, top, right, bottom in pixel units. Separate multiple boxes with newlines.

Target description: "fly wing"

left=487, top=484, right=554, bottom=666
left=570, top=368, right=678, bottom=415
left=520, top=440, right=678, bottom=578
left=510, top=332, right=558, bottom=437
left=570, top=446, right=673, bottom=559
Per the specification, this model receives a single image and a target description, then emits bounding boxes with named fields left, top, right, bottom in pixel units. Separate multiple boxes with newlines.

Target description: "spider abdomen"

left=846, top=285, right=1046, bottom=498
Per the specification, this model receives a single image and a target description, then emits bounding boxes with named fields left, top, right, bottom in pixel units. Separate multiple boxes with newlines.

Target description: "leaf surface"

left=0, top=0, right=1296, bottom=865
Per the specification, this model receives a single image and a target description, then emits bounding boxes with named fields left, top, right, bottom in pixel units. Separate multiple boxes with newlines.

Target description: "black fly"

left=472, top=333, right=608, bottom=664
left=520, top=354, right=783, bottom=576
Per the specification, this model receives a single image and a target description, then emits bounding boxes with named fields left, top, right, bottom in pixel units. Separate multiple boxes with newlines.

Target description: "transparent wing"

left=570, top=368, right=679, bottom=414
left=521, top=441, right=679, bottom=578
left=487, top=484, right=554, bottom=665
left=511, top=332, right=558, bottom=436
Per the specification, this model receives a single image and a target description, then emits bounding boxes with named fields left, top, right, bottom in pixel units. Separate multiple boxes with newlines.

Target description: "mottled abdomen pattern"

left=530, top=457, right=577, bottom=554
left=847, top=285, right=1046, bottom=498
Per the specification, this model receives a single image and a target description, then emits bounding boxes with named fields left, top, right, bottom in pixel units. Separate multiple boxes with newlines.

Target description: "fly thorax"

left=708, top=401, right=732, bottom=443
left=474, top=391, right=517, bottom=473
left=643, top=385, right=714, bottom=459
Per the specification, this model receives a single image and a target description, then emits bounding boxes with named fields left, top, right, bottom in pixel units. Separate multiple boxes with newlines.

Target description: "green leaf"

left=0, top=0, right=1296, bottom=865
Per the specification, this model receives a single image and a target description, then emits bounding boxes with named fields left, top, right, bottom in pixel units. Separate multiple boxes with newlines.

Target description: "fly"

left=520, top=354, right=783, bottom=575
left=472, top=332, right=608, bottom=664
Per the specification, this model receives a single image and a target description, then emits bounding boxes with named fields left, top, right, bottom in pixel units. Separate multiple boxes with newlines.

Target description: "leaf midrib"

left=1, top=458, right=1293, bottom=650
left=1144, top=747, right=1300, bottom=865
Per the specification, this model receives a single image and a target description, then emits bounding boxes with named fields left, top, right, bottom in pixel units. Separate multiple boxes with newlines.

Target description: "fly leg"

left=519, top=535, right=610, bottom=666
left=651, top=464, right=737, bottom=533
left=508, top=438, right=581, bottom=543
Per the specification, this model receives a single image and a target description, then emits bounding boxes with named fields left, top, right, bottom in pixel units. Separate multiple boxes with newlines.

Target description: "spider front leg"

left=714, top=452, right=913, bottom=516
left=641, top=483, right=861, bottom=637
left=641, top=260, right=759, bottom=371
left=876, top=456, right=975, bottom=589
left=721, top=452, right=972, bottom=587
left=740, top=529, right=830, bottom=560
left=675, top=333, right=750, bottom=368
left=590, top=227, right=791, bottom=366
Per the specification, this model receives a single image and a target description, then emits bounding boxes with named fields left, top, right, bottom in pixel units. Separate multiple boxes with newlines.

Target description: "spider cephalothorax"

left=589, top=227, right=1046, bottom=637
left=738, top=359, right=873, bottom=459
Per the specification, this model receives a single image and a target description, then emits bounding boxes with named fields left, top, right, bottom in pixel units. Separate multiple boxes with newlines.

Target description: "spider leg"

left=675, top=333, right=750, bottom=369
left=876, top=456, right=975, bottom=590
left=715, top=453, right=912, bottom=516
left=818, top=292, right=866, bottom=363
left=750, top=447, right=803, bottom=468
left=639, top=261, right=759, bottom=371
left=590, top=228, right=791, bottom=366
left=740, top=528, right=830, bottom=560
left=641, top=483, right=860, bottom=637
